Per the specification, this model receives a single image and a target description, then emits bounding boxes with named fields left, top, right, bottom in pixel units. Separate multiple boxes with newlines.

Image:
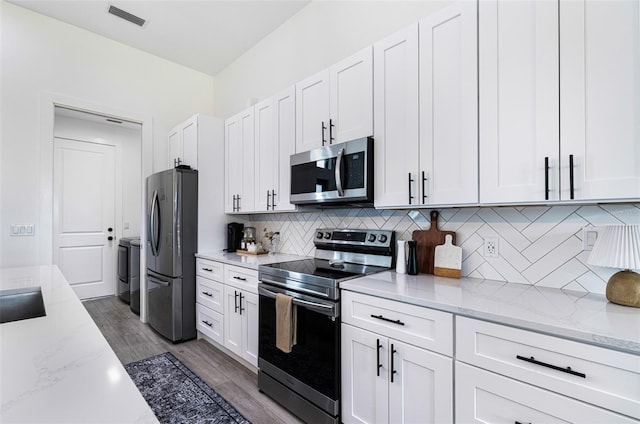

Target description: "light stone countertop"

left=196, top=250, right=307, bottom=270
left=0, top=265, right=158, bottom=424
left=341, top=271, right=640, bottom=355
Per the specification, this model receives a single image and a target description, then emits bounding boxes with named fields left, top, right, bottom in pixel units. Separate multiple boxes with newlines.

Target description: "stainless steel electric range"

left=257, top=228, right=395, bottom=424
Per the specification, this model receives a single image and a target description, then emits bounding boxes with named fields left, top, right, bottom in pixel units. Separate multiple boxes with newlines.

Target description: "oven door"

left=290, top=137, right=373, bottom=205
left=258, top=283, right=340, bottom=417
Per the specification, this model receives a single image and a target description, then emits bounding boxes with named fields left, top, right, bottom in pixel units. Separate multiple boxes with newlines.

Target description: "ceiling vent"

left=108, top=5, right=146, bottom=27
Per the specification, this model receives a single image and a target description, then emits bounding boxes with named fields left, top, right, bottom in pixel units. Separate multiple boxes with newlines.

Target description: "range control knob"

left=324, top=232, right=331, bottom=239
left=368, top=234, right=376, bottom=242
left=378, top=234, right=388, bottom=243
left=317, top=232, right=324, bottom=239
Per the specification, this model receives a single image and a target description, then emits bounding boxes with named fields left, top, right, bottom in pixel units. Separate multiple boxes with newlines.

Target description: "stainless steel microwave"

left=290, top=137, right=374, bottom=205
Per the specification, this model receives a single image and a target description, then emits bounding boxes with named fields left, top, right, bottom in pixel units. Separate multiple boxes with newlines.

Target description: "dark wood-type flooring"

left=83, top=295, right=303, bottom=424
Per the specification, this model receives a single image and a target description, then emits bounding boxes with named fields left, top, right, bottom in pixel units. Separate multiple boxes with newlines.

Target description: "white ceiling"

left=9, top=0, right=310, bottom=76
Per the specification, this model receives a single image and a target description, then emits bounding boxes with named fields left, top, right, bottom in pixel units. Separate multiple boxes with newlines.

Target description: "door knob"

left=108, top=227, right=113, bottom=232
left=108, top=236, right=114, bottom=241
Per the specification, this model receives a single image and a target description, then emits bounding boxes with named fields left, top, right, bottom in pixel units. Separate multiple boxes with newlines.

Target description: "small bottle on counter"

left=407, top=240, right=418, bottom=275
left=396, top=240, right=407, bottom=274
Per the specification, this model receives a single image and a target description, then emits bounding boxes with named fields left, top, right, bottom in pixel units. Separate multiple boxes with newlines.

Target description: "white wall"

left=54, top=113, right=142, bottom=240
left=0, top=1, right=215, bottom=267
left=213, top=0, right=451, bottom=118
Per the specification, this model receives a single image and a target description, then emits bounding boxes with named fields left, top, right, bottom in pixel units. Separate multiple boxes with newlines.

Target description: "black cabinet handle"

left=516, top=355, right=586, bottom=378
left=202, top=267, right=212, bottom=272
left=232, top=195, right=237, bottom=212
left=371, top=314, right=405, bottom=326
left=202, top=320, right=213, bottom=327
left=544, top=157, right=550, bottom=200
left=234, top=290, right=239, bottom=313
left=329, top=118, right=335, bottom=144
left=321, top=121, right=327, bottom=146
left=271, top=190, right=276, bottom=209
left=233, top=276, right=247, bottom=281
left=515, top=421, right=531, bottom=424
left=239, top=292, right=245, bottom=315
left=408, top=173, right=414, bottom=205
left=236, top=195, right=241, bottom=211
left=422, top=171, right=428, bottom=203
left=202, top=291, right=213, bottom=297
left=376, top=339, right=382, bottom=377
left=266, top=190, right=271, bottom=210
left=390, top=344, right=397, bottom=383
left=569, top=154, right=575, bottom=199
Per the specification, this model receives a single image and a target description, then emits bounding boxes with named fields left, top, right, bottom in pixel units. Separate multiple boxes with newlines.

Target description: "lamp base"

left=606, top=270, right=640, bottom=308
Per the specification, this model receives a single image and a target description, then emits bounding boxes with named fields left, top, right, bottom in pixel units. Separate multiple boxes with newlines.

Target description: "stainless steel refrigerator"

left=146, top=167, right=197, bottom=342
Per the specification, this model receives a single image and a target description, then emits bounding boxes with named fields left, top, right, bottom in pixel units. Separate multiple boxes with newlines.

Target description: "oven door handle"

left=258, top=286, right=337, bottom=317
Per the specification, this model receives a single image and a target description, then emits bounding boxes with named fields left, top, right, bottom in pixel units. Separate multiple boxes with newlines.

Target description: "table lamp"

left=587, top=225, right=640, bottom=307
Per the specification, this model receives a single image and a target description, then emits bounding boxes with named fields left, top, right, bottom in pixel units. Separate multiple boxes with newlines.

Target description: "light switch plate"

left=582, top=226, right=602, bottom=251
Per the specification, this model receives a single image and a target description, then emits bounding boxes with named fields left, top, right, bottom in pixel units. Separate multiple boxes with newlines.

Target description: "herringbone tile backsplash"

left=246, top=203, right=640, bottom=294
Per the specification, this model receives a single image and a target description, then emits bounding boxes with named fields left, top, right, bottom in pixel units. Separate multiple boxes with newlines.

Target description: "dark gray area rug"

left=125, top=352, right=251, bottom=424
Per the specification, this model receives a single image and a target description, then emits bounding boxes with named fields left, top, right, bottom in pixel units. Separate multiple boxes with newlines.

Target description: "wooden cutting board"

left=434, top=234, right=462, bottom=278
left=412, top=211, right=456, bottom=275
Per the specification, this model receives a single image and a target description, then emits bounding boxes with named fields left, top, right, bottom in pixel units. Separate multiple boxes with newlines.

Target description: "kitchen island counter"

left=0, top=265, right=158, bottom=424
left=341, top=271, right=640, bottom=355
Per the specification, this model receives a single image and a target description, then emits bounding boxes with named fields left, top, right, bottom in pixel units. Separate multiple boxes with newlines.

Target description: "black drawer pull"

left=202, top=267, right=212, bottom=272
left=516, top=355, right=586, bottom=378
left=515, top=421, right=531, bottom=424
left=233, top=276, right=247, bottom=281
left=371, top=314, right=405, bottom=326
left=202, top=291, right=213, bottom=297
left=202, top=320, right=213, bottom=327
left=376, top=339, right=382, bottom=376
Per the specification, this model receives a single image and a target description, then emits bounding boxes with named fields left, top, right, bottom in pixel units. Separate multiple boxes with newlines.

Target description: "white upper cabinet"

left=168, top=115, right=199, bottom=169
left=559, top=0, right=640, bottom=201
left=479, top=0, right=560, bottom=204
left=374, top=1, right=478, bottom=209
left=419, top=1, right=478, bottom=206
left=224, top=108, right=255, bottom=213
left=480, top=0, right=640, bottom=204
left=373, top=24, right=420, bottom=208
left=295, top=47, right=373, bottom=152
left=255, top=86, right=296, bottom=212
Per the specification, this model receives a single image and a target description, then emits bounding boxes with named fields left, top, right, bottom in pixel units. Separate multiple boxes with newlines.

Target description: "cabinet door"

left=254, top=97, right=276, bottom=212
left=373, top=24, right=420, bottom=208
left=420, top=1, right=478, bottom=205
left=241, top=291, right=258, bottom=367
left=342, top=324, right=389, bottom=424
left=330, top=46, right=373, bottom=144
left=224, top=114, right=240, bottom=213
left=274, top=86, right=296, bottom=211
left=181, top=115, right=198, bottom=170
left=479, top=0, right=559, bottom=203
left=456, top=362, right=639, bottom=424
left=388, top=340, right=453, bottom=424
left=295, top=69, right=330, bottom=152
left=168, top=125, right=181, bottom=168
left=238, top=107, right=255, bottom=212
left=223, top=284, right=242, bottom=357
left=560, top=0, right=640, bottom=201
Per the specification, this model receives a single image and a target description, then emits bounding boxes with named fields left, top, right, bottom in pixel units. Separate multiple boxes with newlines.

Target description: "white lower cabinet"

left=341, top=291, right=453, bottom=424
left=222, top=265, right=259, bottom=367
left=456, top=362, right=638, bottom=424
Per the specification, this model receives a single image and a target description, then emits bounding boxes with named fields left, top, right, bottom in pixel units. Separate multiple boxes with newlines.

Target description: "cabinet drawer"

left=196, top=277, right=223, bottom=314
left=196, top=304, right=223, bottom=345
left=224, top=264, right=258, bottom=293
left=456, top=362, right=638, bottom=424
left=456, top=316, right=640, bottom=419
left=342, top=291, right=453, bottom=356
left=196, top=258, right=223, bottom=281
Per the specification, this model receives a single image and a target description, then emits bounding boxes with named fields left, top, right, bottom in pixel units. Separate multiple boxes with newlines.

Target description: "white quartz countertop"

left=341, top=271, right=640, bottom=355
left=196, top=251, right=307, bottom=270
left=0, top=266, right=158, bottom=424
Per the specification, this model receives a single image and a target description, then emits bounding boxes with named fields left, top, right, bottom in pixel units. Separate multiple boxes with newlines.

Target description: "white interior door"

left=53, top=138, right=115, bottom=299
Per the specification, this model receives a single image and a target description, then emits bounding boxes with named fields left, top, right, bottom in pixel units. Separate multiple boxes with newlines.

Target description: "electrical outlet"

left=483, top=236, right=499, bottom=258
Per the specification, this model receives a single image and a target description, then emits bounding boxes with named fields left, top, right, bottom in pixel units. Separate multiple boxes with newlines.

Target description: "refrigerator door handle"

left=147, top=274, right=171, bottom=287
left=149, top=190, right=160, bottom=256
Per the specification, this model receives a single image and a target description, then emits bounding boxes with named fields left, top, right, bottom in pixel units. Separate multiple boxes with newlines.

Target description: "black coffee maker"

left=226, top=222, right=244, bottom=252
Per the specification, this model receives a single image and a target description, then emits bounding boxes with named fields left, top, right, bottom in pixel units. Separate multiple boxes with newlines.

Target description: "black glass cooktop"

left=261, top=258, right=387, bottom=282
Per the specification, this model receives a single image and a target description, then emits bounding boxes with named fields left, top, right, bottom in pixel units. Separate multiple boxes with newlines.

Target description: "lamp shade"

left=587, top=225, right=640, bottom=270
